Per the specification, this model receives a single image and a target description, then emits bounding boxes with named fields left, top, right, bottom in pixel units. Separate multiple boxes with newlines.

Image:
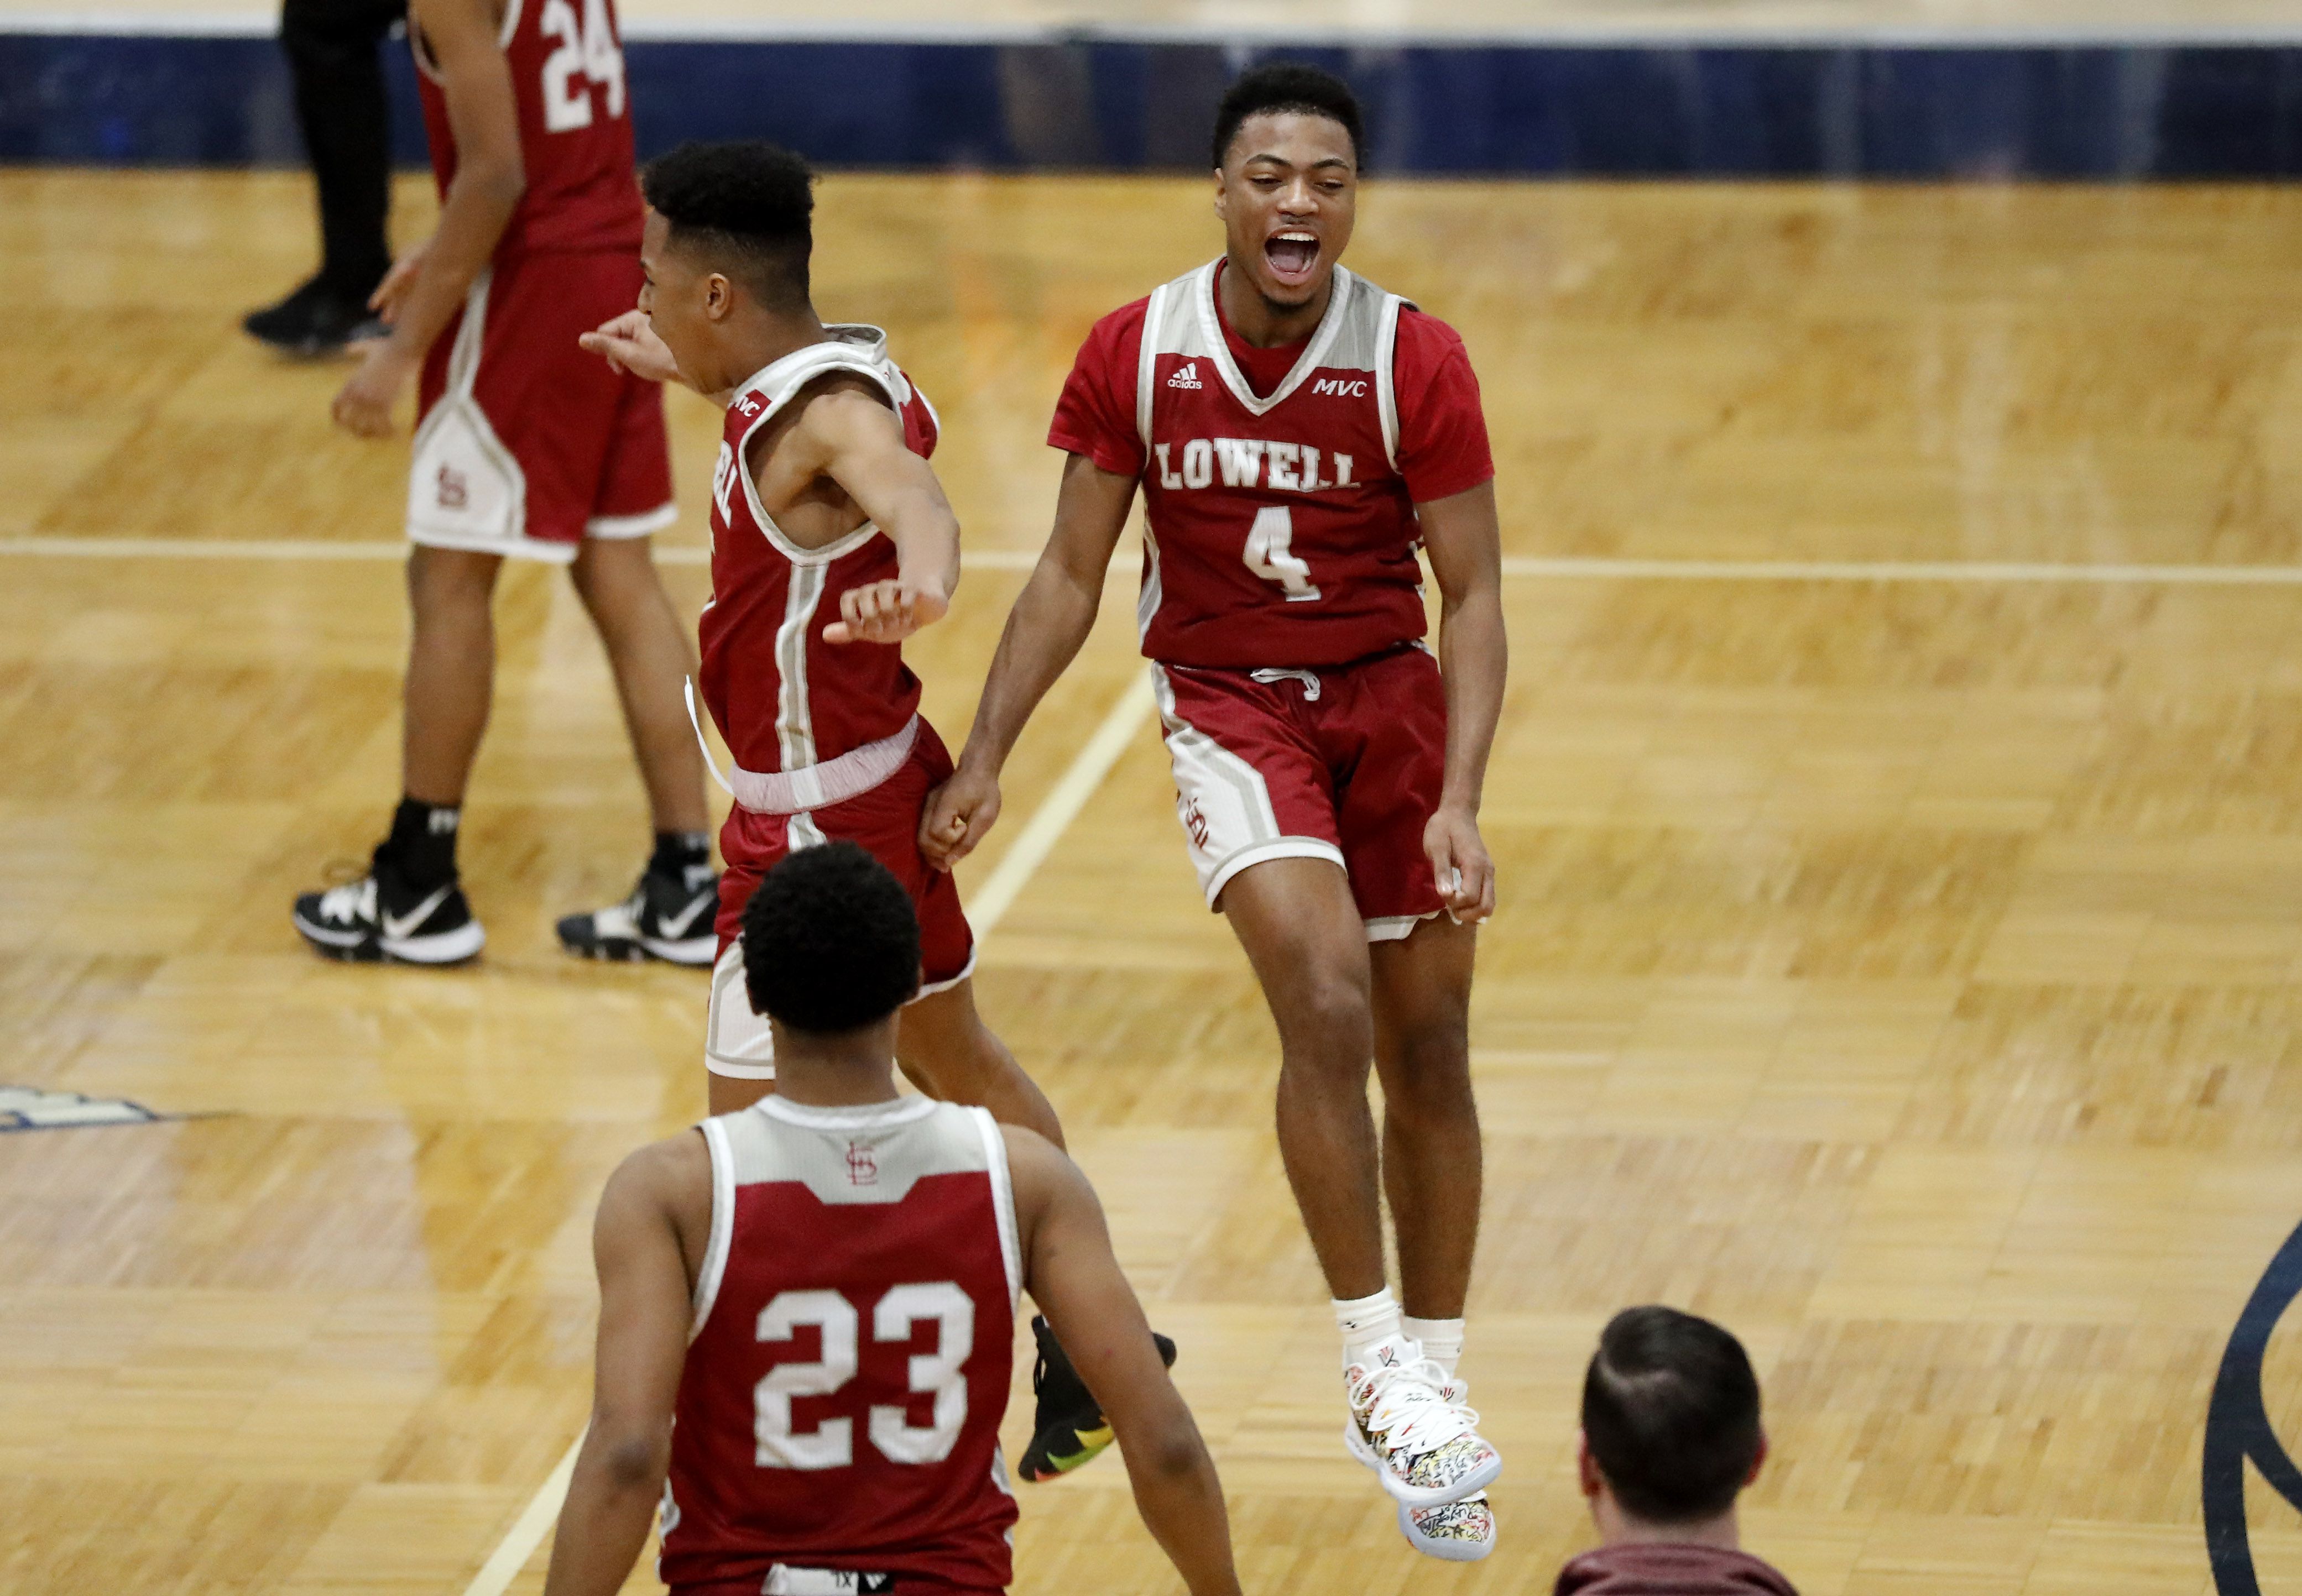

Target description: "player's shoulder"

left=1393, top=302, right=1470, bottom=357
left=605, top=1124, right=713, bottom=1211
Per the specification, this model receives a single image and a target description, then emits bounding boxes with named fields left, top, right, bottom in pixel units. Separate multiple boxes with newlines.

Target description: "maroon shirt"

left=1554, top=1543, right=1800, bottom=1595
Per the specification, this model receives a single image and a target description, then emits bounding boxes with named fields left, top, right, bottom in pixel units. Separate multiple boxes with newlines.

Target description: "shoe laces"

left=1350, top=1354, right=1481, bottom=1454
left=317, top=875, right=377, bottom=923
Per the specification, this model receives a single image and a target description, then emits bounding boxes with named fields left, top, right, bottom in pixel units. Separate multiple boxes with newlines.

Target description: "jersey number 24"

left=540, top=0, right=625, bottom=132
left=754, top=1283, right=974, bottom=1470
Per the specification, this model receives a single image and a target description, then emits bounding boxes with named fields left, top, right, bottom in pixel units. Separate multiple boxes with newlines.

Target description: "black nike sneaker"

left=1019, top=1314, right=1179, bottom=1482
left=555, top=861, right=719, bottom=966
left=243, top=275, right=388, bottom=358
left=291, top=849, right=486, bottom=965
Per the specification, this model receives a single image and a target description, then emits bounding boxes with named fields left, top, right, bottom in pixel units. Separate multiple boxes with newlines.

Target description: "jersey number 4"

left=754, top=1284, right=974, bottom=1470
left=540, top=0, right=626, bottom=132
left=1243, top=506, right=1322, bottom=601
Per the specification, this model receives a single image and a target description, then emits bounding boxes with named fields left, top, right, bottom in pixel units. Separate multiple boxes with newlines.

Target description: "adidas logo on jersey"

left=1166, top=360, right=1203, bottom=390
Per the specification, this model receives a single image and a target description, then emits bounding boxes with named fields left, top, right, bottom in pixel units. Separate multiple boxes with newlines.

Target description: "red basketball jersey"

left=660, top=1096, right=1021, bottom=1594
left=1050, top=259, right=1493, bottom=670
left=412, top=0, right=644, bottom=257
left=698, top=331, right=943, bottom=780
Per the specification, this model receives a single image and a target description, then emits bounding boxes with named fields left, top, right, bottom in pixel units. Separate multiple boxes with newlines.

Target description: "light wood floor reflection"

left=9, top=169, right=2302, bottom=1595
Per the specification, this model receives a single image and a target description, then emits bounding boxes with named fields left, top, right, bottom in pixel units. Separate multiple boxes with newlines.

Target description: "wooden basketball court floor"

left=10, top=168, right=2302, bottom=1594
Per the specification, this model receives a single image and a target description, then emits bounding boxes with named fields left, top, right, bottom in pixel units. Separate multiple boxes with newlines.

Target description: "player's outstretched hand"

left=579, top=310, right=683, bottom=385
left=1423, top=803, right=1496, bottom=923
left=331, top=341, right=417, bottom=438
left=919, top=764, right=1001, bottom=872
left=822, top=578, right=949, bottom=646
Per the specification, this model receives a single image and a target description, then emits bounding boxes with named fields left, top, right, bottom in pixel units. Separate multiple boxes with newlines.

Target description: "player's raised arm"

left=540, top=1137, right=703, bottom=1596
left=918, top=451, right=1136, bottom=869
left=1004, top=1126, right=1242, bottom=1596
left=1414, top=479, right=1506, bottom=923
left=802, top=383, right=963, bottom=646
left=331, top=0, right=525, bottom=437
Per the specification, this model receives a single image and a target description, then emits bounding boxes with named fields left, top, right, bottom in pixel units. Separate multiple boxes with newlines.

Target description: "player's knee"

left=1276, top=977, right=1374, bottom=1069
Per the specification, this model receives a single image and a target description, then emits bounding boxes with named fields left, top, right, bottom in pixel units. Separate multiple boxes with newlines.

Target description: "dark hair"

left=1581, top=1306, right=1764, bottom=1524
left=1210, top=62, right=1364, bottom=170
left=740, top=842, right=920, bottom=1034
left=640, top=140, right=815, bottom=312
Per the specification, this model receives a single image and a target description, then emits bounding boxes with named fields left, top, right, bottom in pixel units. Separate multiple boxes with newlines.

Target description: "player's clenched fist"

left=579, top=309, right=685, bottom=385
left=1423, top=802, right=1497, bottom=923
left=919, top=764, right=1001, bottom=871
left=822, top=577, right=948, bottom=645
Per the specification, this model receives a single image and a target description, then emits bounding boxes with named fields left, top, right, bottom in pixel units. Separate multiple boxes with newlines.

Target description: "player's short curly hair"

left=1581, top=1306, right=1765, bottom=1524
left=1210, top=62, right=1364, bottom=170
left=740, top=842, right=921, bottom=1034
left=640, top=140, right=815, bottom=311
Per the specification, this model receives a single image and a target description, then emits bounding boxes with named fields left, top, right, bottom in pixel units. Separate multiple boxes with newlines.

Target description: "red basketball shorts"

left=703, top=720, right=977, bottom=1080
left=1151, top=644, right=1449, bottom=941
left=410, top=247, right=673, bottom=561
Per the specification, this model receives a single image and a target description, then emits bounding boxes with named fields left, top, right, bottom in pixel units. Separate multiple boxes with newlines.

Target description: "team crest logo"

left=435, top=464, right=469, bottom=510
left=1, top=1086, right=165, bottom=1131
left=845, top=1140, right=878, bottom=1186
left=1181, top=798, right=1212, bottom=850
left=2206, top=1216, right=2302, bottom=1593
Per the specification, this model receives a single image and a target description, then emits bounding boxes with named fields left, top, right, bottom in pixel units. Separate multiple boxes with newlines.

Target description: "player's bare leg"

left=567, top=535, right=707, bottom=834
left=557, top=535, right=721, bottom=965
left=1216, top=856, right=1387, bottom=1300
left=1370, top=912, right=1494, bottom=1559
left=1369, top=915, right=1481, bottom=1321
left=402, top=544, right=504, bottom=803
left=896, top=979, right=1067, bottom=1149
left=292, top=543, right=500, bottom=963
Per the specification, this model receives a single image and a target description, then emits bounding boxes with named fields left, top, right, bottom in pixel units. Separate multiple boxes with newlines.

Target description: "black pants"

left=280, top=0, right=408, bottom=301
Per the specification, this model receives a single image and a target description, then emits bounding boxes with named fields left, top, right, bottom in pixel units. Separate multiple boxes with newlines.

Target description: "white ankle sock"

left=1333, top=1288, right=1403, bottom=1364
left=1402, top=1316, right=1465, bottom=1378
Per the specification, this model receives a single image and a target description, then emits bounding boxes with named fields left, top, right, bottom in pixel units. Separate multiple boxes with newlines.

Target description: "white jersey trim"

left=1134, top=279, right=1170, bottom=457
left=1374, top=292, right=1407, bottom=473
left=754, top=1094, right=941, bottom=1132
left=1191, top=259, right=1360, bottom=418
left=772, top=561, right=829, bottom=771
left=970, top=1107, right=1024, bottom=1311
left=729, top=330, right=910, bottom=570
left=691, top=1118, right=737, bottom=1342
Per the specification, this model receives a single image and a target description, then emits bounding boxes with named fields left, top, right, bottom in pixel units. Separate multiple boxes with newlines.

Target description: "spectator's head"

left=1209, top=63, right=1361, bottom=312
left=740, top=842, right=920, bottom=1044
left=1578, top=1306, right=1768, bottom=1539
left=638, top=140, right=815, bottom=383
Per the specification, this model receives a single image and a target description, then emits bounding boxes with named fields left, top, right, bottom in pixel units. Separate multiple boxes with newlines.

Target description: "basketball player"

left=290, top=0, right=719, bottom=967
left=579, top=140, right=1162, bottom=1482
left=920, top=64, right=1508, bottom=1558
left=539, top=842, right=1241, bottom=1596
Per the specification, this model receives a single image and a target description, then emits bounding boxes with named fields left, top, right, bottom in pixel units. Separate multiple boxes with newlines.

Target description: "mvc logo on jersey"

left=435, top=464, right=469, bottom=510
left=735, top=394, right=764, bottom=417
left=1311, top=376, right=1369, bottom=397
left=845, top=1140, right=879, bottom=1186
left=1166, top=360, right=1203, bottom=390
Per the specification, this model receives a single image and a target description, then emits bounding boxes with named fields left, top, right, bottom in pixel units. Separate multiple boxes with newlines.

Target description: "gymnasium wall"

left=9, top=7, right=2302, bottom=174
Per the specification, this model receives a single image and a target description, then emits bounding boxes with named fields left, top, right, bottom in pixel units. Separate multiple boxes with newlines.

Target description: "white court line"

left=457, top=671, right=1153, bottom=1596
left=17, top=536, right=2302, bottom=585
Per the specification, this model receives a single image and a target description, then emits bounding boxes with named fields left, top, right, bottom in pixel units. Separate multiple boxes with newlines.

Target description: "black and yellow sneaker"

left=1019, top=1313, right=1178, bottom=1481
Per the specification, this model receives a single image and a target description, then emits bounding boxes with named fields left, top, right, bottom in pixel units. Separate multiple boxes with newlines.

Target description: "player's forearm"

left=1435, top=585, right=1507, bottom=812
left=539, top=1432, right=662, bottom=1596
left=956, top=561, right=1103, bottom=775
left=1123, top=1421, right=1243, bottom=1596
left=383, top=167, right=523, bottom=362
left=886, top=496, right=962, bottom=604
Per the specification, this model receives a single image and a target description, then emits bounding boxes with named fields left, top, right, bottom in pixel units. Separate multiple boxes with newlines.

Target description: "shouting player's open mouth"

left=1264, top=229, right=1322, bottom=288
